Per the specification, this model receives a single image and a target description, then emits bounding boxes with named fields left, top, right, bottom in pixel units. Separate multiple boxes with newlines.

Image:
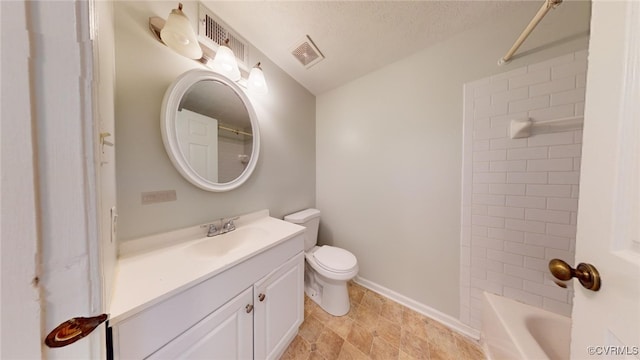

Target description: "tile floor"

left=281, top=282, right=485, bottom=360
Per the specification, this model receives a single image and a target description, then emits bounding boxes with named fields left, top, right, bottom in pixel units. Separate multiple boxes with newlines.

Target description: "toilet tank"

left=284, top=208, right=321, bottom=251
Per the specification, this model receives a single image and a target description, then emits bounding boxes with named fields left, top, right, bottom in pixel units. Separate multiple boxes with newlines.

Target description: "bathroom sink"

left=187, top=227, right=269, bottom=257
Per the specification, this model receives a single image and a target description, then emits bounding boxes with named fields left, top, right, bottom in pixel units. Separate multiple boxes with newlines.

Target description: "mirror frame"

left=160, top=69, right=260, bottom=192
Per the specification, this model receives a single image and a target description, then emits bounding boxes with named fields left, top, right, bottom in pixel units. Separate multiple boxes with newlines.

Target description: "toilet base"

left=305, top=264, right=351, bottom=316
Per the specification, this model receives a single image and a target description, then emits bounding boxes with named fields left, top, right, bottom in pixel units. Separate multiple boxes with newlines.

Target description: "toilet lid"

left=313, top=246, right=357, bottom=273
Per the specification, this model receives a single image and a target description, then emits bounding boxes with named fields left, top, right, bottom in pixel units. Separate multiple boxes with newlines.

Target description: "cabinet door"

left=147, top=287, right=253, bottom=360
left=254, top=252, right=304, bottom=360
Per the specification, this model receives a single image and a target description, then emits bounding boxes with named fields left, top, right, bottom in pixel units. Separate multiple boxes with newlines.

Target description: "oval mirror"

left=161, top=69, right=260, bottom=192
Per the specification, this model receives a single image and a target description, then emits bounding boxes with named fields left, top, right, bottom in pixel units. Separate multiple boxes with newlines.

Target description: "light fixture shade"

left=248, top=63, right=268, bottom=94
left=211, top=41, right=241, bottom=81
left=160, top=3, right=202, bottom=60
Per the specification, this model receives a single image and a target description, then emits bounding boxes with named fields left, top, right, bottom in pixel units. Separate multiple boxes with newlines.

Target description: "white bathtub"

left=482, top=292, right=571, bottom=360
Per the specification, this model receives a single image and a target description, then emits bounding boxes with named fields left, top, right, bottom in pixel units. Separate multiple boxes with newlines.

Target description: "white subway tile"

left=527, top=158, right=574, bottom=172
left=509, top=95, right=550, bottom=113
left=474, top=79, right=508, bottom=98
left=474, top=116, right=491, bottom=129
left=492, top=86, right=529, bottom=107
left=544, top=248, right=574, bottom=263
left=461, top=246, right=471, bottom=266
left=507, top=147, right=548, bottom=160
left=573, top=158, right=581, bottom=171
left=525, top=233, right=571, bottom=250
left=547, top=223, right=577, bottom=238
left=543, top=298, right=572, bottom=317
left=574, top=130, right=583, bottom=144
left=472, top=236, right=504, bottom=250
left=473, top=139, right=491, bottom=151
left=507, top=172, right=548, bottom=184
left=524, top=281, right=568, bottom=301
left=472, top=204, right=488, bottom=215
left=487, top=249, right=524, bottom=267
left=490, top=112, right=528, bottom=128
left=488, top=205, right=525, bottom=218
left=473, top=194, right=506, bottom=205
left=575, top=102, right=585, bottom=116
left=474, top=278, right=504, bottom=294
left=472, top=225, right=488, bottom=237
left=474, top=125, right=507, bottom=140
left=509, top=69, right=551, bottom=89
left=528, top=104, right=575, bottom=121
left=504, top=242, right=545, bottom=258
left=462, top=227, right=471, bottom=245
left=489, top=184, right=526, bottom=196
left=474, top=149, right=507, bottom=162
left=471, top=245, right=487, bottom=258
left=549, top=144, right=582, bottom=158
left=551, top=60, right=588, bottom=80
left=473, top=184, right=489, bottom=194
left=487, top=270, right=524, bottom=288
left=571, top=212, right=578, bottom=225
left=550, top=88, right=586, bottom=106
left=506, top=195, right=547, bottom=209
left=571, top=185, right=580, bottom=198
left=576, top=72, right=587, bottom=88
left=461, top=266, right=471, bottom=286
left=474, top=172, right=507, bottom=184
left=472, top=215, right=505, bottom=228
left=475, top=102, right=509, bottom=119
left=466, top=78, right=490, bottom=91
left=472, top=256, right=505, bottom=273
left=490, top=138, right=528, bottom=150
left=503, top=287, right=543, bottom=307
left=527, top=53, right=574, bottom=72
left=548, top=171, right=580, bottom=185
left=505, top=219, right=546, bottom=234
left=525, top=208, right=571, bottom=224
left=574, top=49, right=588, bottom=62
left=471, top=268, right=487, bottom=280
left=524, top=257, right=548, bottom=272
left=529, top=77, right=576, bottom=97
left=488, top=228, right=525, bottom=242
left=474, top=95, right=490, bottom=109
left=473, top=162, right=490, bottom=172
left=528, top=132, right=575, bottom=147
left=526, top=184, right=571, bottom=197
left=504, top=264, right=545, bottom=282
left=490, top=160, right=527, bottom=172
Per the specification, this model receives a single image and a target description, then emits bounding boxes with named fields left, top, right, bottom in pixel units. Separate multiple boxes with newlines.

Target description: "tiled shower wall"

left=460, top=51, right=587, bottom=329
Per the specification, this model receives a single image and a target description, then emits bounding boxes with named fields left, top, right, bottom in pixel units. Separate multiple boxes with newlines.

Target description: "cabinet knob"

left=258, top=293, right=266, bottom=302
left=245, top=304, right=254, bottom=313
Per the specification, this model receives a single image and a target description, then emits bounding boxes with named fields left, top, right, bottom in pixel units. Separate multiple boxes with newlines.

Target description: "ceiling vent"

left=198, top=4, right=249, bottom=70
left=291, top=36, right=324, bottom=69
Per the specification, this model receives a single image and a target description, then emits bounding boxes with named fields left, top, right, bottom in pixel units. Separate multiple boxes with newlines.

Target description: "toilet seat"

left=312, top=245, right=357, bottom=273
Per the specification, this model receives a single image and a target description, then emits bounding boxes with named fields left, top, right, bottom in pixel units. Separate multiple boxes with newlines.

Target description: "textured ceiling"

left=203, top=1, right=528, bottom=95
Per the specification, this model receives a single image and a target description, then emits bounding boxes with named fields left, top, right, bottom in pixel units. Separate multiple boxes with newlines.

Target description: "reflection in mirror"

left=161, top=69, right=260, bottom=192
left=177, top=80, right=253, bottom=183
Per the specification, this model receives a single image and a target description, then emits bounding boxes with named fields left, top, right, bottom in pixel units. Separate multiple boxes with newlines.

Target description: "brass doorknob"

left=549, top=259, right=601, bottom=291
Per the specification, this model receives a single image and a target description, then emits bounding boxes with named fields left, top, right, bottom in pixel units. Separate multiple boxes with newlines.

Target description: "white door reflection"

left=177, top=109, right=219, bottom=182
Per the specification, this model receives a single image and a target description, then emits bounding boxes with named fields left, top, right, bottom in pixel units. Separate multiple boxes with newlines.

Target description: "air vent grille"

left=198, top=4, right=248, bottom=69
left=290, top=36, right=324, bottom=69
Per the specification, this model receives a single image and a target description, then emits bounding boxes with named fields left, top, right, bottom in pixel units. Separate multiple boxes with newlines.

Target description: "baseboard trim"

left=353, top=276, right=480, bottom=340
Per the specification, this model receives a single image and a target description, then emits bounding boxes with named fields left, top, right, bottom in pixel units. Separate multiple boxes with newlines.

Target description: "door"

left=177, top=109, right=219, bottom=182
left=147, top=287, right=254, bottom=360
left=254, top=253, right=305, bottom=360
left=570, top=1, right=640, bottom=358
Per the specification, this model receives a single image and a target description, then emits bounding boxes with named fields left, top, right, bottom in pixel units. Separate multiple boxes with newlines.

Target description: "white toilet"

left=284, top=208, right=358, bottom=316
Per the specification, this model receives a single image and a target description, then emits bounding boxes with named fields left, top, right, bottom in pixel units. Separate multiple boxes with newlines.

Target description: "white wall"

left=461, top=51, right=587, bottom=329
left=316, top=1, right=590, bottom=318
left=115, top=1, right=316, bottom=241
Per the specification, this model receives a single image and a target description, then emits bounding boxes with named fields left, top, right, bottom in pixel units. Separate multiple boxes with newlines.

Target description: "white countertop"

left=109, top=211, right=305, bottom=324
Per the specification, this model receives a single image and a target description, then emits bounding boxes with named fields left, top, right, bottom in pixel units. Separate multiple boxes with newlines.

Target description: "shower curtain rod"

left=498, top=0, right=563, bottom=66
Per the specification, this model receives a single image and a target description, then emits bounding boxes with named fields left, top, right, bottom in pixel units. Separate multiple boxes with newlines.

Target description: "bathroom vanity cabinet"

left=109, top=223, right=304, bottom=360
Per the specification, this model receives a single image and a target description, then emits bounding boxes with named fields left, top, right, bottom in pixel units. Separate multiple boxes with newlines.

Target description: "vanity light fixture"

left=160, top=3, right=202, bottom=60
left=210, top=39, right=242, bottom=82
left=247, top=62, right=269, bottom=94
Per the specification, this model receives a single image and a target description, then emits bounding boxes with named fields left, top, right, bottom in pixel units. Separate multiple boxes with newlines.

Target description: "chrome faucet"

left=203, top=223, right=219, bottom=237
left=220, top=216, right=239, bottom=234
